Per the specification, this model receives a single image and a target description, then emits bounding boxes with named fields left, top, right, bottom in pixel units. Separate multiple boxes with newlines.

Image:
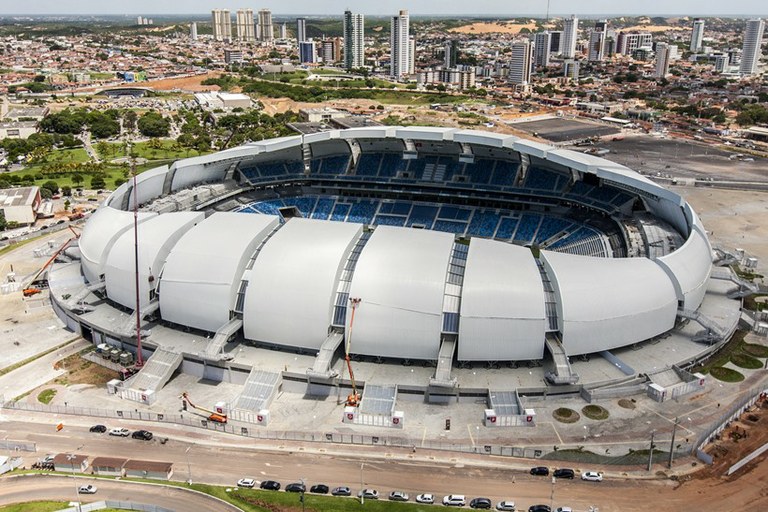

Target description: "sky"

left=1, top=0, right=766, bottom=16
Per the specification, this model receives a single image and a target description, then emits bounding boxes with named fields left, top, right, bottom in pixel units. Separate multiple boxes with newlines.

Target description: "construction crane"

left=22, top=226, right=80, bottom=297
left=345, top=297, right=362, bottom=407
left=180, top=391, right=227, bottom=423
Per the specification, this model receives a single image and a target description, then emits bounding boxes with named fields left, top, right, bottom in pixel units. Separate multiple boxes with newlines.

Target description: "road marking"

left=467, top=424, right=475, bottom=446
left=635, top=404, right=695, bottom=435
left=421, top=426, right=427, bottom=447
left=543, top=421, right=564, bottom=445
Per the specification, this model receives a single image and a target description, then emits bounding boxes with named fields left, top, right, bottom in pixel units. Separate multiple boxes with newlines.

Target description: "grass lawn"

left=0, top=502, right=70, bottom=512
left=37, top=388, right=57, bottom=404
left=131, top=140, right=210, bottom=161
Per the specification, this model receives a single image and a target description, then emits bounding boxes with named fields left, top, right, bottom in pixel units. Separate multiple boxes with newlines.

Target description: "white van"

left=443, top=494, right=466, bottom=506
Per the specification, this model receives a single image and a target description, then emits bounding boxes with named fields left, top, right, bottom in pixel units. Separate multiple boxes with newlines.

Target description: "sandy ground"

left=449, top=22, right=537, bottom=34
left=621, top=24, right=686, bottom=32
left=120, top=72, right=222, bottom=92
left=675, top=186, right=768, bottom=274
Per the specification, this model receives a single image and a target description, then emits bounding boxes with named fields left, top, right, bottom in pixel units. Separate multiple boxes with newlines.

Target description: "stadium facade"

left=61, top=127, right=718, bottom=393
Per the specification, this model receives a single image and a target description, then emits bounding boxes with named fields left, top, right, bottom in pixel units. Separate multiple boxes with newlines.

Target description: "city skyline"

left=1, top=0, right=767, bottom=16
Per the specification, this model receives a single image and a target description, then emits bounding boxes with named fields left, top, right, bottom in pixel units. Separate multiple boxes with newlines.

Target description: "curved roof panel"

left=243, top=218, right=363, bottom=350
left=542, top=251, right=678, bottom=355
left=655, top=228, right=713, bottom=311
left=159, top=212, right=279, bottom=332
left=78, top=207, right=156, bottom=284
left=348, top=226, right=455, bottom=360
left=459, top=239, right=546, bottom=361
left=104, top=212, right=204, bottom=310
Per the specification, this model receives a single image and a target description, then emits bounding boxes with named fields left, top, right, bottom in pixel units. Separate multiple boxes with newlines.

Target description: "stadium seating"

left=467, top=211, right=501, bottom=238
left=514, top=213, right=541, bottom=244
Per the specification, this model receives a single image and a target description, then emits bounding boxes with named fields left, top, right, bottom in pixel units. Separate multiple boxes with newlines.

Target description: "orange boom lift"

left=345, top=297, right=362, bottom=407
left=181, top=391, right=227, bottom=423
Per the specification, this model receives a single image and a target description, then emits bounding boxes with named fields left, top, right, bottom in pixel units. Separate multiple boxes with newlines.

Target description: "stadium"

left=47, top=126, right=743, bottom=427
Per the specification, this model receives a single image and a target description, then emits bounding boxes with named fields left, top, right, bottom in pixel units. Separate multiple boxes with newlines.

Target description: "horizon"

left=1, top=12, right=766, bottom=19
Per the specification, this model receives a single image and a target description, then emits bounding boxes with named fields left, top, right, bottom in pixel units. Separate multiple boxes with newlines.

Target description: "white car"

left=416, top=493, right=435, bottom=504
left=78, top=484, right=97, bottom=494
left=581, top=471, right=603, bottom=482
left=358, top=488, right=379, bottom=499
left=443, top=494, right=466, bottom=507
left=389, top=490, right=409, bottom=501
left=109, top=427, right=130, bottom=437
left=237, top=478, right=255, bottom=488
left=496, top=501, right=516, bottom=511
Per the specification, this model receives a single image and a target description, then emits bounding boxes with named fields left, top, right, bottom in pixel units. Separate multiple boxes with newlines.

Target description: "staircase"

left=544, top=334, right=580, bottom=384
left=127, top=348, right=183, bottom=393
left=201, top=318, right=243, bottom=361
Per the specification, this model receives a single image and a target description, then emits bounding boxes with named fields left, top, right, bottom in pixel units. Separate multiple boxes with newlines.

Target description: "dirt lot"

left=125, top=72, right=222, bottom=92
left=449, top=21, right=537, bottom=34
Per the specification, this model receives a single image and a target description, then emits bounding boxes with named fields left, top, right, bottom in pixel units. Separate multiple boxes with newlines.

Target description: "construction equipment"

left=22, top=226, right=80, bottom=298
left=344, top=297, right=362, bottom=407
left=181, top=391, right=227, bottom=423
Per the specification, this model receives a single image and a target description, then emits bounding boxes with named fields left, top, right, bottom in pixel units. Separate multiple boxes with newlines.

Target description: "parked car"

left=470, top=497, right=493, bottom=509
left=286, top=482, right=306, bottom=493
left=89, top=425, right=107, bottom=433
left=416, top=493, right=435, bottom=504
left=78, top=484, right=97, bottom=494
left=358, top=488, right=379, bottom=500
left=237, top=478, right=255, bottom=488
left=553, top=468, right=574, bottom=479
left=389, top=490, right=409, bottom=501
left=443, top=495, right=466, bottom=507
left=131, top=430, right=153, bottom=441
left=331, top=486, right=351, bottom=496
left=555, top=508, right=573, bottom=512
left=496, top=501, right=516, bottom=511
left=581, top=471, right=603, bottom=482
left=529, top=466, right=549, bottom=476
left=310, top=484, right=329, bottom=494
left=108, top=427, right=130, bottom=437
left=528, top=506, right=551, bottom=512
left=260, top=480, right=281, bottom=491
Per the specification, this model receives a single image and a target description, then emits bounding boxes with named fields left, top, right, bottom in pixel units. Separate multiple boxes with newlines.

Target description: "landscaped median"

left=1, top=471, right=438, bottom=512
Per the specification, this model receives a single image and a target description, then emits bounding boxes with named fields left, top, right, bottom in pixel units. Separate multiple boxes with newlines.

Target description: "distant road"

left=0, top=474, right=239, bottom=512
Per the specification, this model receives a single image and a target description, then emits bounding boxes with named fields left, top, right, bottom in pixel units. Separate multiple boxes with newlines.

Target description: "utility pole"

left=647, top=430, right=655, bottom=472
left=549, top=476, right=555, bottom=510
left=668, top=417, right=679, bottom=469
left=360, top=462, right=364, bottom=505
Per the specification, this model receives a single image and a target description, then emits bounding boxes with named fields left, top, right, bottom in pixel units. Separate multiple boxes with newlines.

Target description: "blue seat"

left=374, top=215, right=406, bottom=227
left=330, top=203, right=351, bottom=222
left=433, top=220, right=467, bottom=235
left=356, top=154, right=381, bottom=176
left=495, top=217, right=519, bottom=240
left=514, top=213, right=541, bottom=243
left=535, top=217, right=573, bottom=243
left=312, top=198, right=335, bottom=219
left=407, top=205, right=438, bottom=228
left=467, top=211, right=500, bottom=238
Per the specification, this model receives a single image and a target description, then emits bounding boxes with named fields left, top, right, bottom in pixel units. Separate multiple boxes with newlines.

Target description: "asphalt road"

left=0, top=474, right=239, bottom=512
left=0, top=417, right=673, bottom=512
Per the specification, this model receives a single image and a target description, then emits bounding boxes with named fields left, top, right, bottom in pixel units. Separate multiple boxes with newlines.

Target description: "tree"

left=137, top=112, right=170, bottom=137
left=90, top=175, right=106, bottom=190
left=0, top=211, right=6, bottom=232
left=62, top=186, right=72, bottom=196
left=42, top=180, right=59, bottom=195
left=63, top=199, right=70, bottom=211
left=72, top=173, right=84, bottom=187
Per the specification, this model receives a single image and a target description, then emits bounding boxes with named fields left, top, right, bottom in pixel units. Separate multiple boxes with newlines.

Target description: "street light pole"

left=67, top=454, right=81, bottom=512
left=185, top=445, right=192, bottom=485
left=647, top=430, right=656, bottom=472
left=360, top=462, right=364, bottom=505
left=668, top=417, right=679, bottom=469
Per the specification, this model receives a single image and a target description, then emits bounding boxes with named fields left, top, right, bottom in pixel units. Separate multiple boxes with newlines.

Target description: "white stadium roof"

left=459, top=239, right=546, bottom=361
left=349, top=226, right=455, bottom=360
left=542, top=250, right=678, bottom=355
left=243, top=218, right=363, bottom=350
left=104, top=212, right=204, bottom=310
left=159, top=212, right=279, bottom=332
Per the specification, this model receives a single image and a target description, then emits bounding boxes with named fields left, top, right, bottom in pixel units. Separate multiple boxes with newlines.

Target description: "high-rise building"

left=549, top=31, right=563, bottom=54
left=408, top=36, right=416, bottom=75
left=391, top=10, right=411, bottom=78
left=690, top=18, right=705, bottom=53
left=321, top=39, right=341, bottom=64
left=280, top=23, right=287, bottom=39
left=714, top=54, right=729, bottom=73
left=534, top=32, right=552, bottom=67
left=212, top=10, right=232, bottom=42
left=444, top=40, right=459, bottom=68
left=562, top=15, right=579, bottom=58
left=297, top=18, right=307, bottom=42
left=190, top=22, right=198, bottom=41
left=655, top=42, right=671, bottom=78
left=258, top=9, right=274, bottom=42
left=236, top=9, right=255, bottom=42
left=588, top=20, right=608, bottom=62
left=740, top=18, right=765, bottom=76
left=509, top=40, right=533, bottom=85
left=343, top=10, right=365, bottom=69
left=137, top=16, right=143, bottom=25
left=563, top=58, right=580, bottom=80
left=616, top=32, right=653, bottom=55
left=224, top=48, right=244, bottom=64
left=299, top=41, right=317, bottom=64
